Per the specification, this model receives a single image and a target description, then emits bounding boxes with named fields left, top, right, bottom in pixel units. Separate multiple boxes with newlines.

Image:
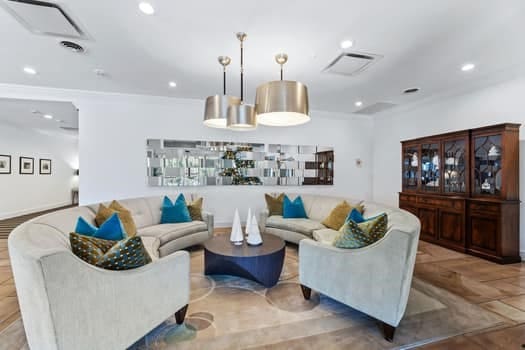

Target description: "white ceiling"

left=0, top=0, right=524, bottom=114
left=0, top=98, right=78, bottom=137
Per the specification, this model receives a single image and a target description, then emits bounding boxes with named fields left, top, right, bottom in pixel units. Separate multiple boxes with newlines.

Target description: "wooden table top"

left=204, top=234, right=285, bottom=258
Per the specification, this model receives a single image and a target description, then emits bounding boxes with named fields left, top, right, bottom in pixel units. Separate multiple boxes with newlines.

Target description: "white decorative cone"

left=245, top=208, right=252, bottom=236
left=230, top=209, right=244, bottom=245
left=247, top=214, right=263, bottom=246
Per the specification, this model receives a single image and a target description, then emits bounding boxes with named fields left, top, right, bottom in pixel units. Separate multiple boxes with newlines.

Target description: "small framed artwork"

left=39, top=159, right=52, bottom=175
left=19, top=157, right=34, bottom=175
left=0, top=155, right=11, bottom=174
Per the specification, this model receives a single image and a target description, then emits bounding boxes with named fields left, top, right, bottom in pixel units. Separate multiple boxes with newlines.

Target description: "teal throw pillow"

left=74, top=213, right=127, bottom=241
left=161, top=194, right=192, bottom=223
left=333, top=213, right=388, bottom=249
left=282, top=195, right=308, bottom=219
left=346, top=208, right=365, bottom=223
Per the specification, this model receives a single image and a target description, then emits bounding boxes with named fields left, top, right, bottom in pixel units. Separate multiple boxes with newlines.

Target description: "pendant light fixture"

left=226, top=32, right=257, bottom=131
left=255, top=53, right=310, bottom=126
left=203, top=56, right=241, bottom=128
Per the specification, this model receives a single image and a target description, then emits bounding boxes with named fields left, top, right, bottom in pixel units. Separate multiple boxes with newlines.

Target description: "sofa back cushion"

left=299, top=194, right=362, bottom=222
left=33, top=207, right=97, bottom=237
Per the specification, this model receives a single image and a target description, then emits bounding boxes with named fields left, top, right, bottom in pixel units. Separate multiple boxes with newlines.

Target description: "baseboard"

left=0, top=201, right=72, bottom=220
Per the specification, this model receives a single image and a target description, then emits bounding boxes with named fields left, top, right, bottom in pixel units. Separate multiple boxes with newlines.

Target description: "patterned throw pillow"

left=322, top=201, right=364, bottom=230
left=95, top=201, right=137, bottom=236
left=333, top=213, right=388, bottom=249
left=70, top=233, right=151, bottom=270
left=187, top=197, right=203, bottom=221
left=265, top=193, right=285, bottom=216
left=161, top=194, right=192, bottom=223
left=75, top=213, right=127, bottom=241
left=95, top=237, right=152, bottom=270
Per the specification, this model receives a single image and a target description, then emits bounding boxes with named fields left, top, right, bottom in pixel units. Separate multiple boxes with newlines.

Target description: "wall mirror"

left=146, top=139, right=334, bottom=186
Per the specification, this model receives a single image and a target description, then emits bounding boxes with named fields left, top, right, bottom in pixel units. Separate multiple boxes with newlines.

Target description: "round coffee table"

left=204, top=234, right=285, bottom=288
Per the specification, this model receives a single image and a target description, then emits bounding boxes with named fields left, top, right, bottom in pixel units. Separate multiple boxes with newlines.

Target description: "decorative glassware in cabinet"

left=421, top=143, right=440, bottom=192
left=473, top=135, right=502, bottom=195
left=444, top=139, right=466, bottom=193
left=403, top=146, right=419, bottom=190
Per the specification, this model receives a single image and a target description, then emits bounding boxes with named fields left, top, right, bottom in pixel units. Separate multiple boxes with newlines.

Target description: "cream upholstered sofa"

left=259, top=194, right=420, bottom=341
left=8, top=194, right=213, bottom=350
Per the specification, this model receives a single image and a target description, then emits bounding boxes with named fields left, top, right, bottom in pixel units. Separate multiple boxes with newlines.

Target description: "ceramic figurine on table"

left=245, top=208, right=252, bottom=237
left=230, top=209, right=244, bottom=245
left=247, top=215, right=263, bottom=246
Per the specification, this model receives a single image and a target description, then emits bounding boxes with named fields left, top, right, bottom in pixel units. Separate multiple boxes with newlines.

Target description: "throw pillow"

left=161, top=194, right=192, bottom=223
left=282, top=195, right=308, bottom=219
left=346, top=208, right=382, bottom=224
left=187, top=197, right=203, bottom=221
left=95, top=201, right=137, bottom=236
left=265, top=193, right=285, bottom=216
left=321, top=201, right=353, bottom=230
left=70, top=233, right=151, bottom=270
left=75, top=213, right=127, bottom=241
left=95, top=236, right=152, bottom=270
left=333, top=213, right=388, bottom=249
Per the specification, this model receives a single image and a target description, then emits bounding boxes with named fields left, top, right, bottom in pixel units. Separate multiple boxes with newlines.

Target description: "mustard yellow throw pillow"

left=95, top=201, right=137, bottom=237
left=187, top=197, right=203, bottom=221
left=265, top=193, right=285, bottom=216
left=322, top=201, right=364, bottom=230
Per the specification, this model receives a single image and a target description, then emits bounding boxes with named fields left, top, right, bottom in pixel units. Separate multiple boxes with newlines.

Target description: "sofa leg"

left=300, top=285, right=312, bottom=300
left=381, top=322, right=396, bottom=342
left=175, top=305, right=188, bottom=325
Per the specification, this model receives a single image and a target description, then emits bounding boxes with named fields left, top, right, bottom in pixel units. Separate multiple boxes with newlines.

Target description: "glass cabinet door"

left=402, top=146, right=419, bottom=191
left=421, top=143, right=440, bottom=192
left=473, top=134, right=502, bottom=196
left=443, top=139, right=467, bottom=193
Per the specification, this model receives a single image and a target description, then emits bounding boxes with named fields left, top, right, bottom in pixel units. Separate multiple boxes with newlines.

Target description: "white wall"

left=372, top=75, right=525, bottom=257
left=0, top=124, right=78, bottom=219
left=77, top=96, right=374, bottom=226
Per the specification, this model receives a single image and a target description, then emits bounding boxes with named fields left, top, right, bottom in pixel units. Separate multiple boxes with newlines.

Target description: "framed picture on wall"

left=39, top=159, right=52, bottom=175
left=0, top=155, right=11, bottom=174
left=19, top=157, right=34, bottom=175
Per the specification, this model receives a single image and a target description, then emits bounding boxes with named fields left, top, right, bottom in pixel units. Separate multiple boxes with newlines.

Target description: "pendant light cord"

left=223, top=67, right=226, bottom=95
left=240, top=41, right=244, bottom=103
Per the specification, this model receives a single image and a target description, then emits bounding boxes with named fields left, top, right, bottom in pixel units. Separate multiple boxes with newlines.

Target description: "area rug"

left=127, top=246, right=506, bottom=350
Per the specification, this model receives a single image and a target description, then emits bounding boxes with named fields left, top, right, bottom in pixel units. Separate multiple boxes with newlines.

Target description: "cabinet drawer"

left=399, top=194, right=417, bottom=203
left=469, top=202, right=500, bottom=214
left=417, top=196, right=464, bottom=210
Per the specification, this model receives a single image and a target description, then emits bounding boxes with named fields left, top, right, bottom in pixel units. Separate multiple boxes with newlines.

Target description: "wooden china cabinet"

left=399, top=123, right=521, bottom=264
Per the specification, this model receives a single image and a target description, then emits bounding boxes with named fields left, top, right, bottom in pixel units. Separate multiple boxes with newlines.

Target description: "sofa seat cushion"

left=137, top=221, right=208, bottom=245
left=266, top=216, right=325, bottom=236
left=313, top=228, right=340, bottom=245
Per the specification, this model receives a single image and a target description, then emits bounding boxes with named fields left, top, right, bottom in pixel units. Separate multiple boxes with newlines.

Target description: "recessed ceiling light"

left=43, top=114, right=53, bottom=120
left=139, top=2, right=155, bottom=15
left=461, top=63, right=475, bottom=72
left=169, top=81, right=177, bottom=88
left=93, top=68, right=107, bottom=76
left=23, top=66, right=37, bottom=75
left=355, top=101, right=363, bottom=107
left=55, top=119, right=64, bottom=123
left=340, top=40, right=354, bottom=49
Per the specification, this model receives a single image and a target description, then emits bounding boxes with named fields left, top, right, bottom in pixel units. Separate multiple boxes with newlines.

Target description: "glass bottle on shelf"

left=403, top=147, right=419, bottom=191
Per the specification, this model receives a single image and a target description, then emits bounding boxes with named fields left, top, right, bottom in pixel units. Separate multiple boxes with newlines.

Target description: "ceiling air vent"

left=323, top=51, right=382, bottom=76
left=354, top=102, right=398, bottom=115
left=1, top=0, right=87, bottom=39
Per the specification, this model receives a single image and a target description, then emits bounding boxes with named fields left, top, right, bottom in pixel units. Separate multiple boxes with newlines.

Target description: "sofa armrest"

left=202, top=211, right=214, bottom=237
left=35, top=250, right=190, bottom=350
left=259, top=209, right=269, bottom=233
left=299, top=228, right=419, bottom=327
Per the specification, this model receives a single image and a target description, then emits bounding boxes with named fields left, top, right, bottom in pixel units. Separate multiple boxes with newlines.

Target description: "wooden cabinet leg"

left=175, top=304, right=188, bottom=324
left=300, top=284, right=312, bottom=300
left=381, top=321, right=396, bottom=342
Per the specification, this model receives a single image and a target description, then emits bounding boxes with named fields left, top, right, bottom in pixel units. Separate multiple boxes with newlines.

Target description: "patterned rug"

left=128, top=245, right=505, bottom=350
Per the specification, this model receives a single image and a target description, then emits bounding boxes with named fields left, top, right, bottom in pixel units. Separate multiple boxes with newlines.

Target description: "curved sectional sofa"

left=259, top=193, right=421, bottom=341
left=8, top=194, right=213, bottom=350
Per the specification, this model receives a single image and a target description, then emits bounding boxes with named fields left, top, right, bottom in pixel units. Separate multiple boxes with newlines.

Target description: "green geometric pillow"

left=333, top=213, right=388, bottom=249
left=95, top=236, right=152, bottom=270
left=70, top=233, right=151, bottom=270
